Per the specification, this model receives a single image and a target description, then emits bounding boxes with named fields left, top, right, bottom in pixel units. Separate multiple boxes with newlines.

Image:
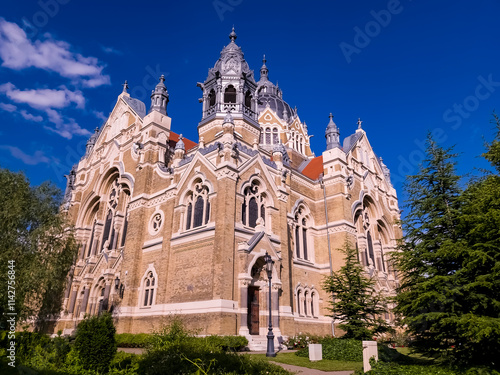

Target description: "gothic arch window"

left=208, top=89, right=216, bottom=107
left=367, top=231, right=375, bottom=268
left=241, top=179, right=267, bottom=228
left=224, top=85, right=236, bottom=103
left=311, top=290, right=319, bottom=318
left=304, top=290, right=309, bottom=316
left=140, top=268, right=157, bottom=308
left=272, top=128, right=279, bottom=144
left=244, top=90, right=252, bottom=108
left=97, top=286, right=106, bottom=315
left=265, top=128, right=271, bottom=145
left=294, top=205, right=312, bottom=261
left=297, top=289, right=303, bottom=316
left=185, top=179, right=211, bottom=230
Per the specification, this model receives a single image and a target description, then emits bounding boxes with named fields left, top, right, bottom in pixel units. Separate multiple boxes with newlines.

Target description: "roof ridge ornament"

left=229, top=27, right=237, bottom=43
left=175, top=134, right=185, bottom=150
left=357, top=118, right=363, bottom=129
left=122, top=80, right=129, bottom=93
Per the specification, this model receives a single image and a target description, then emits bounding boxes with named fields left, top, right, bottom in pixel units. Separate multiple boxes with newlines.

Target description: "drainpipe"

left=320, top=174, right=335, bottom=337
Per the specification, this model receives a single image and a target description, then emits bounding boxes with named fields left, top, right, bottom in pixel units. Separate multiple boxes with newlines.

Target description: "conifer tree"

left=323, top=241, right=390, bottom=340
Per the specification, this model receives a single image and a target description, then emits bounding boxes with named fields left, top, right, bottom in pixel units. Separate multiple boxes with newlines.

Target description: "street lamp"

left=264, top=252, right=276, bottom=357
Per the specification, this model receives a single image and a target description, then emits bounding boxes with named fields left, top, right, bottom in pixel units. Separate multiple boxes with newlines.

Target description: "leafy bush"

left=140, top=318, right=289, bottom=375
left=296, top=337, right=362, bottom=362
left=74, top=313, right=117, bottom=373
left=115, top=333, right=152, bottom=348
left=203, top=335, right=248, bottom=351
left=358, top=360, right=500, bottom=375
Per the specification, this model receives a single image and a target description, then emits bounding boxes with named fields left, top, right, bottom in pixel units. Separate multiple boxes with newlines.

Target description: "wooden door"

left=248, top=287, right=259, bottom=335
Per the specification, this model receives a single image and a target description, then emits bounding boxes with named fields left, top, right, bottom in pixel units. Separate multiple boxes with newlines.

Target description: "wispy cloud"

left=0, top=102, right=16, bottom=112
left=44, top=108, right=91, bottom=139
left=0, top=18, right=110, bottom=88
left=0, top=83, right=85, bottom=110
left=0, top=145, right=51, bottom=165
left=92, top=110, right=107, bottom=122
left=20, top=109, right=43, bottom=122
left=101, top=45, right=123, bottom=55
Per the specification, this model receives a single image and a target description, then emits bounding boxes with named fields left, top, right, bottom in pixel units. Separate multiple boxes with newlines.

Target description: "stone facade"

left=56, top=29, right=401, bottom=347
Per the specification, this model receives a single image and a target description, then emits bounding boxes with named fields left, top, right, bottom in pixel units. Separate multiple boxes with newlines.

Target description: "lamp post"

left=264, top=252, right=276, bottom=357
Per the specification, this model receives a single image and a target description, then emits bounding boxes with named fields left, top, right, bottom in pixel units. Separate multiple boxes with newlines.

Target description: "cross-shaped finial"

left=159, top=74, right=165, bottom=83
left=122, top=80, right=129, bottom=93
left=179, top=134, right=183, bottom=140
left=357, top=118, right=363, bottom=129
left=263, top=54, right=266, bottom=65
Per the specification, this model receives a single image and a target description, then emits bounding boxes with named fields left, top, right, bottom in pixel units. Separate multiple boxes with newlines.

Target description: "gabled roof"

left=301, top=155, right=323, bottom=180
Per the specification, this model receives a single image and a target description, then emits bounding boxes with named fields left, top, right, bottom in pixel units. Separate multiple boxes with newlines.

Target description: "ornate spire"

left=122, top=80, right=129, bottom=93
left=149, top=75, right=169, bottom=115
left=175, top=134, right=185, bottom=150
left=229, top=27, right=237, bottom=43
left=260, top=54, right=268, bottom=81
left=325, top=113, right=341, bottom=150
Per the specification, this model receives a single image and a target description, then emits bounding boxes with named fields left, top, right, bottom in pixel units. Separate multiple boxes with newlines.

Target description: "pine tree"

left=392, top=134, right=464, bottom=357
left=323, top=241, right=391, bottom=340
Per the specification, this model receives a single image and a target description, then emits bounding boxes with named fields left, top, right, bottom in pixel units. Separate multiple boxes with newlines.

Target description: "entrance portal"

left=248, top=286, right=259, bottom=335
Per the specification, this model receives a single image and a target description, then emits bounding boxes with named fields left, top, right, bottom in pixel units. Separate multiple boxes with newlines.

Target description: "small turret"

left=149, top=75, right=169, bottom=115
left=325, top=113, right=340, bottom=150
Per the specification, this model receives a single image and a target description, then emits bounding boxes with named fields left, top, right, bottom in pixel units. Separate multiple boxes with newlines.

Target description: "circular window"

left=148, top=211, right=164, bottom=235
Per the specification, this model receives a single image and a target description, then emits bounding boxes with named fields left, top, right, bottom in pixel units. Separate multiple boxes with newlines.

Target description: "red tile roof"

left=301, top=155, right=323, bottom=180
left=169, top=131, right=197, bottom=151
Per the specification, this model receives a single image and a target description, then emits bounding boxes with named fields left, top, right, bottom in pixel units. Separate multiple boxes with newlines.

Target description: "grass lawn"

left=251, top=352, right=363, bottom=372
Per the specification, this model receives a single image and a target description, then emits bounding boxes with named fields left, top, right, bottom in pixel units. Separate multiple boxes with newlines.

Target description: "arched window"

left=272, top=128, right=279, bottom=144
left=297, top=289, right=303, bottom=316
left=97, top=287, right=105, bottom=315
left=242, top=180, right=266, bottom=228
left=224, top=85, right=236, bottom=103
left=245, top=90, right=252, bottom=108
left=185, top=180, right=211, bottom=230
left=208, top=89, right=216, bottom=107
left=304, top=290, right=309, bottom=316
left=265, top=128, right=271, bottom=145
left=294, top=205, right=311, bottom=261
left=142, top=271, right=155, bottom=307
left=367, top=231, right=375, bottom=268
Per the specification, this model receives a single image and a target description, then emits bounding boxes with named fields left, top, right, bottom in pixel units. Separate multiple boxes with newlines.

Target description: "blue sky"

left=0, top=0, right=499, bottom=205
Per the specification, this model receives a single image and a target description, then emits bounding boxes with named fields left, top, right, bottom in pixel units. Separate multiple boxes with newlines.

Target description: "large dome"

left=257, top=92, right=293, bottom=121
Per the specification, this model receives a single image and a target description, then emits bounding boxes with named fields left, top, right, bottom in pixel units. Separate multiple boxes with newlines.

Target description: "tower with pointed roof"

left=55, top=29, right=401, bottom=349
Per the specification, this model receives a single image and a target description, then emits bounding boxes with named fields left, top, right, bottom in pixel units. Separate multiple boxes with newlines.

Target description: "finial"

left=229, top=27, right=237, bottom=42
left=94, top=127, right=99, bottom=133
left=122, top=80, right=129, bottom=93
left=357, top=118, right=363, bottom=129
left=179, top=134, right=183, bottom=140
left=263, top=54, right=267, bottom=65
left=329, top=113, right=333, bottom=120
left=175, top=134, right=185, bottom=151
left=159, top=74, right=165, bottom=83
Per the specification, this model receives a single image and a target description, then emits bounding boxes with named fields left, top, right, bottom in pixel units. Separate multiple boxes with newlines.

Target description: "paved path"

left=270, top=362, right=354, bottom=375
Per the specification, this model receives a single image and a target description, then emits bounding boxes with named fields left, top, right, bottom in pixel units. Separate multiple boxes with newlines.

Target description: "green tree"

left=74, top=312, right=117, bottom=373
left=393, top=130, right=500, bottom=369
left=0, top=168, right=77, bottom=331
left=323, top=241, right=391, bottom=340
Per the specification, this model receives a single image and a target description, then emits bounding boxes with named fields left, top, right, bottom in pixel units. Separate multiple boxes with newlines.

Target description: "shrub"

left=358, top=361, right=500, bottom=375
left=203, top=335, right=248, bottom=351
left=115, top=333, right=152, bottom=348
left=296, top=337, right=362, bottom=362
left=74, top=313, right=117, bottom=373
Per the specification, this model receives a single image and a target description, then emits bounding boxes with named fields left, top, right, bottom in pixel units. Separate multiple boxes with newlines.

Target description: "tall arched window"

left=224, top=85, right=236, bottom=103
left=244, top=90, right=252, bottom=108
left=208, top=89, right=216, bottom=107
left=265, top=128, right=271, bottom=145
left=185, top=179, right=211, bottom=230
left=272, top=128, right=279, bottom=144
left=242, top=180, right=266, bottom=228
left=142, top=271, right=155, bottom=307
left=294, top=205, right=311, bottom=261
left=297, top=289, right=303, bottom=316
left=367, top=231, right=375, bottom=268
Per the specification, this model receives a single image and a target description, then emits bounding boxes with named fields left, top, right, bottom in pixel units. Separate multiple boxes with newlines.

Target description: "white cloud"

left=0, top=145, right=51, bottom=165
left=0, top=83, right=85, bottom=110
left=44, top=108, right=91, bottom=139
left=20, top=109, right=43, bottom=122
left=0, top=18, right=110, bottom=87
left=101, top=45, right=122, bottom=55
left=0, top=102, right=16, bottom=112
left=92, top=110, right=107, bottom=122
